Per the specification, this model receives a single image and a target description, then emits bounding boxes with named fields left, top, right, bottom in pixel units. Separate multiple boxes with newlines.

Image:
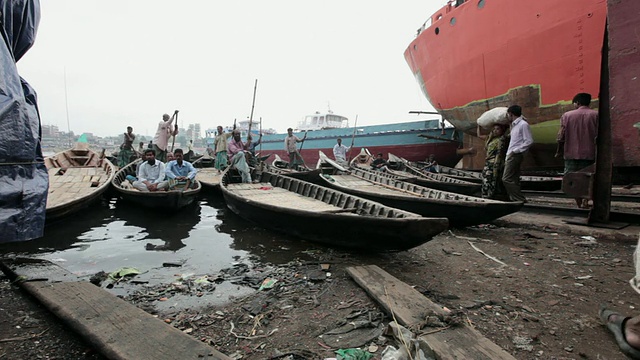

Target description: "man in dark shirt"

left=371, top=153, right=388, bottom=171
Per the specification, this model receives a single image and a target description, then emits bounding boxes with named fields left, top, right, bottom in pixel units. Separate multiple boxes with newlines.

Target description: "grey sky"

left=17, top=1, right=442, bottom=137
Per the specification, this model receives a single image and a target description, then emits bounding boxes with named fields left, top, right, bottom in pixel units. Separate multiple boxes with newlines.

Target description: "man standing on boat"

left=165, top=148, right=197, bottom=190
left=332, top=138, right=350, bottom=166
left=133, top=149, right=169, bottom=192
left=214, top=126, right=232, bottom=172
left=152, top=110, right=179, bottom=162
left=285, top=128, right=306, bottom=169
left=227, top=130, right=252, bottom=183
left=117, top=126, right=136, bottom=167
left=555, top=92, right=598, bottom=208
left=502, top=105, right=533, bottom=202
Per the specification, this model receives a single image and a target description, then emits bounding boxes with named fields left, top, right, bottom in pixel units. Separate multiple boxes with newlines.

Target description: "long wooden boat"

left=317, top=154, right=523, bottom=227
left=221, top=169, right=449, bottom=251
left=261, top=163, right=322, bottom=183
left=45, top=143, right=116, bottom=220
left=192, top=155, right=222, bottom=190
left=410, top=157, right=563, bottom=192
left=111, top=159, right=201, bottom=210
left=386, top=153, right=481, bottom=196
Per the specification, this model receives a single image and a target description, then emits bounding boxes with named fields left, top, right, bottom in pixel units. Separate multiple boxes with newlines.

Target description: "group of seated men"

left=129, top=148, right=197, bottom=192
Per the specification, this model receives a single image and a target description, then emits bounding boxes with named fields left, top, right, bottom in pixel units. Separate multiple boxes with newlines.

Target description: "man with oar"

left=284, top=127, right=306, bottom=169
left=152, top=110, right=179, bottom=162
left=332, top=138, right=350, bottom=167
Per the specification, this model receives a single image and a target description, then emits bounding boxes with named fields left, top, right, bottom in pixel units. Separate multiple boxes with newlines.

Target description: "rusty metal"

left=562, top=164, right=595, bottom=200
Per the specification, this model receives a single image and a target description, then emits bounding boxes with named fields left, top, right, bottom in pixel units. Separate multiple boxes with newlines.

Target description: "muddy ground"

left=1, top=211, right=639, bottom=360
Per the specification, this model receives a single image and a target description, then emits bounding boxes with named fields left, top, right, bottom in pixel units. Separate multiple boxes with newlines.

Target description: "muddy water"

left=0, top=193, right=326, bottom=307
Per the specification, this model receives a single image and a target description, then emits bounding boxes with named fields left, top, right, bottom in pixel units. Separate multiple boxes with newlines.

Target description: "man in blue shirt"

left=165, top=148, right=197, bottom=190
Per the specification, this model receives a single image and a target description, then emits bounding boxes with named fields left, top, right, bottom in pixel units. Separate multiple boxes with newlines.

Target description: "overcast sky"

left=17, top=1, right=442, bottom=137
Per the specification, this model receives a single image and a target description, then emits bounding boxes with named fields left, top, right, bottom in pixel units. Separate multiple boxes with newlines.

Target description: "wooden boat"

left=45, top=143, right=116, bottom=220
left=221, top=169, right=449, bottom=251
left=413, top=158, right=563, bottom=192
left=111, top=159, right=201, bottom=210
left=318, top=153, right=523, bottom=227
left=386, top=153, right=481, bottom=196
left=349, top=148, right=373, bottom=168
left=192, top=154, right=222, bottom=190
left=261, top=163, right=322, bottom=183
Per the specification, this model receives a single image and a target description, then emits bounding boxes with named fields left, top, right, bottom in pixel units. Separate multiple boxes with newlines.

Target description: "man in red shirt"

left=556, top=92, right=598, bottom=208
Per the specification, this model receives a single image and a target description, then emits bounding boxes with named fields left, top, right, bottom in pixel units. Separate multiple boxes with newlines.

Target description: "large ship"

left=404, top=0, right=610, bottom=170
left=206, top=111, right=462, bottom=167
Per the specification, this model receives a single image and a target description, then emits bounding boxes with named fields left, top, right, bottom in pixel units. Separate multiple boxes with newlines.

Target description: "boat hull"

left=404, top=0, right=608, bottom=169
left=112, top=160, right=201, bottom=210
left=221, top=171, right=449, bottom=251
left=316, top=161, right=522, bottom=227
left=45, top=147, right=115, bottom=221
left=217, top=120, right=462, bottom=167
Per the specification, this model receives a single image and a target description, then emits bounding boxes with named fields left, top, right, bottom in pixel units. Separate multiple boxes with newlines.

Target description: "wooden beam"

left=347, top=265, right=516, bottom=360
left=1, top=259, right=230, bottom=360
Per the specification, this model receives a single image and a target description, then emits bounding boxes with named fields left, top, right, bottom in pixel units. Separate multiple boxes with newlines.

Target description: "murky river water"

left=0, top=193, right=328, bottom=308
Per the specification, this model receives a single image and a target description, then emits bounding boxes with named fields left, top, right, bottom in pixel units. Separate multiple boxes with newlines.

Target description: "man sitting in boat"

left=284, top=127, right=306, bottom=169
left=165, top=148, right=197, bottom=190
left=245, top=133, right=262, bottom=167
left=421, top=154, right=439, bottom=173
left=166, top=152, right=175, bottom=162
left=133, top=149, right=169, bottom=192
left=332, top=138, right=350, bottom=167
left=371, top=153, right=388, bottom=171
left=227, top=130, right=252, bottom=183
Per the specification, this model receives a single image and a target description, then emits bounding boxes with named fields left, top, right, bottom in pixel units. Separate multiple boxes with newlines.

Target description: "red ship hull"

left=404, top=0, right=608, bottom=170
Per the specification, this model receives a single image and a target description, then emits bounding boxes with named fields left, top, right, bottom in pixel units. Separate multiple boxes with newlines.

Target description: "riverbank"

left=2, top=212, right=639, bottom=359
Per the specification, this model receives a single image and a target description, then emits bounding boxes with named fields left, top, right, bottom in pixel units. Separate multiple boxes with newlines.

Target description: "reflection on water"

left=0, top=193, right=330, bottom=285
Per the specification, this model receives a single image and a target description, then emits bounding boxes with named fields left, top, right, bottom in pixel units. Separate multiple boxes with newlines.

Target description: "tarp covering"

left=0, top=0, right=47, bottom=243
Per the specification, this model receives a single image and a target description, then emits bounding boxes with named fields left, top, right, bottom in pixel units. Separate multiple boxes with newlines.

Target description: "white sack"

left=477, top=107, right=510, bottom=128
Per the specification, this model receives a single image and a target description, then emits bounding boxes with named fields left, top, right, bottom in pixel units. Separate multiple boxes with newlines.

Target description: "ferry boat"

left=206, top=111, right=462, bottom=167
left=404, top=0, right=608, bottom=170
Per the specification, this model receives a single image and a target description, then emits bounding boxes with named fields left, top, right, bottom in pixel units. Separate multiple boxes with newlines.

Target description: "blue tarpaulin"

left=0, top=0, right=47, bottom=243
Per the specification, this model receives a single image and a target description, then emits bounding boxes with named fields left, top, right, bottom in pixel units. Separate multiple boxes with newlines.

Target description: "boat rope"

left=0, top=161, right=45, bottom=166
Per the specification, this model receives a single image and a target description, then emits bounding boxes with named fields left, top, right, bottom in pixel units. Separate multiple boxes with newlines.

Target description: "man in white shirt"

left=332, top=138, right=350, bottom=166
left=502, top=105, right=533, bottom=202
left=133, top=149, right=169, bottom=192
left=152, top=110, right=179, bottom=162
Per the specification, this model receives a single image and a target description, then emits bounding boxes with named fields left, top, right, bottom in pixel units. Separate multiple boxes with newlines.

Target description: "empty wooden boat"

left=45, top=142, right=116, bottom=220
left=318, top=153, right=523, bottom=227
left=384, top=153, right=481, bottom=196
left=221, top=169, right=449, bottom=251
left=413, top=158, right=563, bottom=191
left=193, top=155, right=222, bottom=190
left=111, top=159, right=201, bottom=210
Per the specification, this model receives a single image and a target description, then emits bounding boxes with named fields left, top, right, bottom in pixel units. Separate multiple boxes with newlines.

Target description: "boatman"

left=165, top=148, right=197, bottom=190
left=555, top=92, right=598, bottom=208
left=117, top=126, right=136, bottom=167
left=332, top=138, right=350, bottom=166
left=228, top=130, right=252, bottom=183
left=133, top=149, right=169, bottom=192
left=502, top=105, right=533, bottom=202
left=284, top=128, right=306, bottom=169
left=214, top=125, right=233, bottom=172
left=152, top=110, right=179, bottom=162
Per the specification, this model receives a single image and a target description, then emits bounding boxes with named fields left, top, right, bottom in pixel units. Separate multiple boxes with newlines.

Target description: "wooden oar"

left=170, top=111, right=179, bottom=152
left=347, top=114, right=358, bottom=163
left=248, top=79, right=258, bottom=135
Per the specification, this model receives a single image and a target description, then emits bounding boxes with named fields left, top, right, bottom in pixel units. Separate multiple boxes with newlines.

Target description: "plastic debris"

left=258, top=278, right=277, bottom=290
left=335, top=348, right=373, bottom=360
left=108, top=267, right=141, bottom=280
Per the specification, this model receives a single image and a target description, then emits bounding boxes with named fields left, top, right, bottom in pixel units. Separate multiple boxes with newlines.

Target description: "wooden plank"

left=0, top=259, right=230, bottom=360
left=347, top=265, right=516, bottom=360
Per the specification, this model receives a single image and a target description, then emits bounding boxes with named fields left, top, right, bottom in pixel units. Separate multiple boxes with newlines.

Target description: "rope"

left=0, top=161, right=45, bottom=166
